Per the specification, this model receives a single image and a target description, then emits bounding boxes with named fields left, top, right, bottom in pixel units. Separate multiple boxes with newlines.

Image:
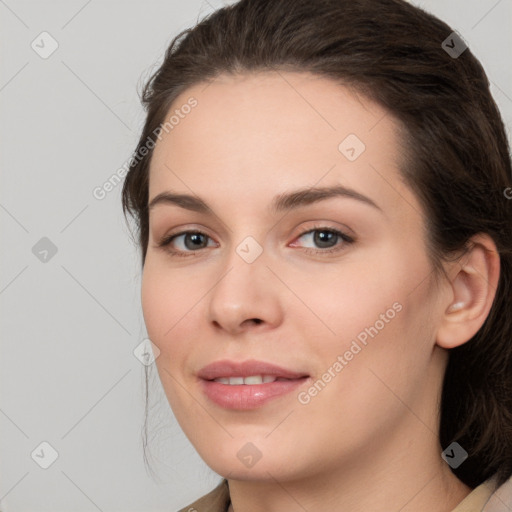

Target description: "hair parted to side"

left=122, top=0, right=512, bottom=489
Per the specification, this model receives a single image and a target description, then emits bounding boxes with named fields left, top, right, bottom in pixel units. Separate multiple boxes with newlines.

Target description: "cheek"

left=141, top=258, right=212, bottom=366
left=287, top=253, right=409, bottom=343
left=293, top=242, right=436, bottom=378
left=291, top=281, right=436, bottom=455
left=141, top=260, right=186, bottom=350
left=141, top=264, right=165, bottom=341
left=141, top=263, right=191, bottom=410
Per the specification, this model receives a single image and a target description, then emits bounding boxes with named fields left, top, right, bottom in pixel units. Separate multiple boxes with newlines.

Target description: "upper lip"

left=198, top=359, right=309, bottom=380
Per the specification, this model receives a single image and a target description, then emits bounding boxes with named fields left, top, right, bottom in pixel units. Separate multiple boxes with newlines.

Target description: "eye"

left=156, top=225, right=354, bottom=258
left=290, top=226, right=354, bottom=255
left=158, top=230, right=217, bottom=257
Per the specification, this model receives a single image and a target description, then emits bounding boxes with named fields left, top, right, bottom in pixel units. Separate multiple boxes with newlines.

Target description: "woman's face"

left=142, top=71, right=450, bottom=481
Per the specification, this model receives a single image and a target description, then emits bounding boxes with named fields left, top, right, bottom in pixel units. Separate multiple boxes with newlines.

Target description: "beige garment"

left=451, top=476, right=498, bottom=512
left=178, top=475, right=509, bottom=512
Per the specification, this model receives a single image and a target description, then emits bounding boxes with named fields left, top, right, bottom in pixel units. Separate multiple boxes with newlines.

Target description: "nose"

left=207, top=246, right=284, bottom=335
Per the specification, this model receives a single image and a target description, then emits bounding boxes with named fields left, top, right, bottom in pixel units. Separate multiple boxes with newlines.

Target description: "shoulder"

left=452, top=474, right=512, bottom=512
left=482, top=474, right=512, bottom=511
left=177, top=479, right=230, bottom=512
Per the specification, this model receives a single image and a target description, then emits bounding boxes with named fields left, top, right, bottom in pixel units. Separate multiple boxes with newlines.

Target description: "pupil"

left=314, top=230, right=336, bottom=248
left=186, top=233, right=206, bottom=249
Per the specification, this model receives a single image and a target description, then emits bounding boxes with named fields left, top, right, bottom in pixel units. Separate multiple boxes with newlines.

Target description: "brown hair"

left=122, top=0, right=512, bottom=489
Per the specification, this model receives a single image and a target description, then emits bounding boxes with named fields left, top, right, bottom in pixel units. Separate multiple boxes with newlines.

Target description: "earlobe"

left=436, top=234, right=500, bottom=350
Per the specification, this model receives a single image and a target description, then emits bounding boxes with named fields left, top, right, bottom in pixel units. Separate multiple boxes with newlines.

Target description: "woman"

left=122, top=0, right=512, bottom=510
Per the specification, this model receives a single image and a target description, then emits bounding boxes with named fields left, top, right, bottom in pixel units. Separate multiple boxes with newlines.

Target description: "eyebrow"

left=148, top=185, right=382, bottom=215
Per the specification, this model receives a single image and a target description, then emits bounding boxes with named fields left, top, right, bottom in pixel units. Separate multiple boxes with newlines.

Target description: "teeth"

left=243, top=375, right=263, bottom=385
left=213, top=375, right=280, bottom=385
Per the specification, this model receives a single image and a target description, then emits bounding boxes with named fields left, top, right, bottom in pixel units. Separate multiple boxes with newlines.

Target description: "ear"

left=436, top=233, right=500, bottom=349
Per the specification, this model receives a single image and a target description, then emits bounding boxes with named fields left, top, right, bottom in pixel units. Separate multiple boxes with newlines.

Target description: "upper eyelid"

left=163, top=224, right=347, bottom=238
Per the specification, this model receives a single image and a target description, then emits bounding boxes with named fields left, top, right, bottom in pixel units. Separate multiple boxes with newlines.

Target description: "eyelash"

left=157, top=225, right=354, bottom=258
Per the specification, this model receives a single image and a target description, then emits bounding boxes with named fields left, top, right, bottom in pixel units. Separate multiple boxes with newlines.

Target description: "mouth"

left=197, top=359, right=310, bottom=410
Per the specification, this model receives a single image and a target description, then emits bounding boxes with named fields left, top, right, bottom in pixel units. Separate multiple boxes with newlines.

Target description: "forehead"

left=148, top=71, right=418, bottom=222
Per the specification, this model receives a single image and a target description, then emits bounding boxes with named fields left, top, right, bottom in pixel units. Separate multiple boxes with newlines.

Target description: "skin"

left=141, top=71, right=499, bottom=512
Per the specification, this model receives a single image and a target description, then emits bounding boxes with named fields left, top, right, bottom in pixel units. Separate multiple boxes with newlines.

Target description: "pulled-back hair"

left=122, top=0, right=512, bottom=489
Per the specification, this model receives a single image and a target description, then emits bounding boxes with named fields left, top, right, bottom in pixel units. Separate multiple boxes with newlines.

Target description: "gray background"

left=1, top=0, right=511, bottom=510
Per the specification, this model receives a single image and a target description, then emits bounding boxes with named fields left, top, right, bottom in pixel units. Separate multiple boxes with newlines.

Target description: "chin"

left=196, top=440, right=308, bottom=483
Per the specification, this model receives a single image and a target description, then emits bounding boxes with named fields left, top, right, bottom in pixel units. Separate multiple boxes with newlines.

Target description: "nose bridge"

left=207, top=233, right=283, bottom=332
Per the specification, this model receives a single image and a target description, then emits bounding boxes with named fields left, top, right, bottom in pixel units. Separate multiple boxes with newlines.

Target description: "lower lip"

left=200, top=378, right=309, bottom=410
